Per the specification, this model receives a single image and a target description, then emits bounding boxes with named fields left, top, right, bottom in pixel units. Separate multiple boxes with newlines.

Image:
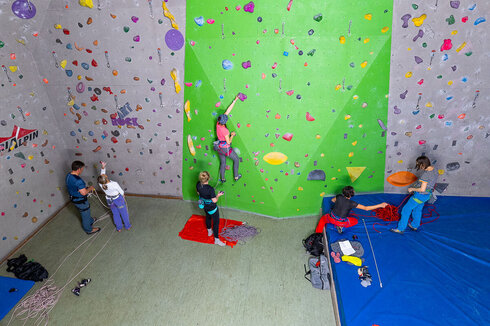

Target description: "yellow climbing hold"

left=360, top=61, right=367, bottom=68
left=335, top=84, right=342, bottom=91
left=353, top=95, right=359, bottom=100
left=170, top=68, right=181, bottom=94
left=320, top=192, right=325, bottom=197
left=315, top=134, right=321, bottom=139
left=54, top=24, right=62, bottom=29
left=405, top=72, right=413, bottom=78
left=346, top=167, right=366, bottom=183
left=451, top=30, right=458, bottom=35
left=67, top=99, right=75, bottom=106
left=412, top=14, right=427, bottom=27
left=28, top=155, right=33, bottom=160
left=79, top=0, right=94, bottom=9
left=456, top=42, right=466, bottom=53
left=187, top=134, right=196, bottom=156
left=381, top=26, right=389, bottom=33
left=184, top=100, right=191, bottom=122
left=60, top=60, right=67, bottom=69
left=77, top=75, right=82, bottom=80
left=352, top=141, right=357, bottom=146
left=341, top=255, right=362, bottom=266
left=448, top=80, right=453, bottom=86
left=438, top=169, right=445, bottom=175
left=397, top=160, right=403, bottom=164
left=263, top=152, right=288, bottom=165
left=9, top=66, right=18, bottom=72
left=425, top=102, right=433, bottom=107
left=364, top=13, right=372, bottom=20
left=162, top=1, right=179, bottom=30
left=298, top=187, right=303, bottom=191
left=348, top=152, right=354, bottom=157
left=339, top=36, right=346, bottom=44
left=363, top=38, right=370, bottom=44
left=345, top=115, right=351, bottom=120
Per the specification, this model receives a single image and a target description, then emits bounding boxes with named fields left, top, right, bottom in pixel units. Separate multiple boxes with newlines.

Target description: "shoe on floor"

left=87, top=227, right=101, bottom=235
left=390, top=228, right=403, bottom=234
left=207, top=228, right=213, bottom=237
left=214, top=238, right=226, bottom=246
left=408, top=223, right=418, bottom=231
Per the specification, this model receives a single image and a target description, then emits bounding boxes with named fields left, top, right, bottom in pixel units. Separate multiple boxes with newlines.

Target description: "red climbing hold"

left=63, top=29, right=70, bottom=35
left=91, top=59, right=98, bottom=67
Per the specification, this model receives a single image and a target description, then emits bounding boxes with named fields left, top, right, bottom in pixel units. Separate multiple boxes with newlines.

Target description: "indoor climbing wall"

left=385, top=1, right=490, bottom=197
left=32, top=0, right=186, bottom=195
left=183, top=1, right=393, bottom=217
left=0, top=0, right=69, bottom=260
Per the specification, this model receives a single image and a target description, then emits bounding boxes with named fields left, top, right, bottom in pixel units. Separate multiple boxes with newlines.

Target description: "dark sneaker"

left=390, top=228, right=404, bottom=234
left=79, top=278, right=91, bottom=287
left=408, top=223, right=418, bottom=231
left=234, top=174, right=242, bottom=181
left=71, top=287, right=81, bottom=296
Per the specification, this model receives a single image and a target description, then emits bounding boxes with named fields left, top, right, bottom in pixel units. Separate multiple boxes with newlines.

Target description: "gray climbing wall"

left=0, top=0, right=69, bottom=260
left=32, top=0, right=186, bottom=194
left=385, top=0, right=489, bottom=196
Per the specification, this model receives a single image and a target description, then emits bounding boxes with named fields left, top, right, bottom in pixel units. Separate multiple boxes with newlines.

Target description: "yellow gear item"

left=341, top=255, right=362, bottom=266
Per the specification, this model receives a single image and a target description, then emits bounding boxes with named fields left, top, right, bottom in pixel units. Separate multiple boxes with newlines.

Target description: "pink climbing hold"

left=440, top=39, right=452, bottom=51
left=462, top=16, right=468, bottom=23
left=282, top=133, right=293, bottom=141
left=185, top=82, right=193, bottom=87
left=207, top=19, right=215, bottom=24
left=287, top=0, right=293, bottom=11
left=417, top=79, right=424, bottom=85
left=244, top=2, right=255, bottom=13
left=306, top=112, right=315, bottom=121
left=235, top=5, right=241, bottom=11
left=286, top=90, right=294, bottom=96
left=242, top=60, right=251, bottom=69
left=272, top=62, right=277, bottom=69
left=215, top=102, right=221, bottom=107
left=418, top=140, right=426, bottom=145
left=237, top=93, right=247, bottom=101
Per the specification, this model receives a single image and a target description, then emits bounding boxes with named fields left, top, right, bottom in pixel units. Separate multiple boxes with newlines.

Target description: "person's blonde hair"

left=98, top=174, right=110, bottom=190
left=199, top=171, right=210, bottom=184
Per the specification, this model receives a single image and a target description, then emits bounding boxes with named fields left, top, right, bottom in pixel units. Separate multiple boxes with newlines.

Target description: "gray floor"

left=1, top=196, right=336, bottom=326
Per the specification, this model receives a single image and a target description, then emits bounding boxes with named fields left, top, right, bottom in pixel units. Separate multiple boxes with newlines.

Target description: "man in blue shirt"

left=66, top=161, right=101, bottom=234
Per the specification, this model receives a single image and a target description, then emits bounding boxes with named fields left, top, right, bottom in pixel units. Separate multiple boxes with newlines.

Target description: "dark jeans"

left=73, top=200, right=94, bottom=233
left=205, top=209, right=220, bottom=238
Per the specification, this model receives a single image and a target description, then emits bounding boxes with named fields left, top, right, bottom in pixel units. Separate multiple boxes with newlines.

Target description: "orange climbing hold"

left=386, top=171, right=418, bottom=187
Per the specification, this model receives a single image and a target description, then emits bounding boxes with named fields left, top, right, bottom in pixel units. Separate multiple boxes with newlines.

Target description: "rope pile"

left=221, top=224, right=260, bottom=244
left=373, top=204, right=400, bottom=221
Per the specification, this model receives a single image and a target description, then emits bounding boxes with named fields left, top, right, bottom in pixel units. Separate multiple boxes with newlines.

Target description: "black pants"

left=205, top=209, right=220, bottom=238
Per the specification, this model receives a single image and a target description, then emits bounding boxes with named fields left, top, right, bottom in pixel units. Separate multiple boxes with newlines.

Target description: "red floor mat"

left=179, top=214, right=243, bottom=247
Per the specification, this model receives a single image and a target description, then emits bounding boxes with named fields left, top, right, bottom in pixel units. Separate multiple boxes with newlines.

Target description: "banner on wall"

left=0, top=125, right=38, bottom=153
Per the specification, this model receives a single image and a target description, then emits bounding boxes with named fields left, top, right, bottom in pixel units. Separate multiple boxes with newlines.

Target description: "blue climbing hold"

left=66, top=69, right=73, bottom=77
left=222, top=59, right=233, bottom=70
left=194, top=16, right=204, bottom=26
left=81, top=62, right=89, bottom=70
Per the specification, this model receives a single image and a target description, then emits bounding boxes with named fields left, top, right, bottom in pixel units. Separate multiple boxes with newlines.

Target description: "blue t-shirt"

left=66, top=173, right=86, bottom=199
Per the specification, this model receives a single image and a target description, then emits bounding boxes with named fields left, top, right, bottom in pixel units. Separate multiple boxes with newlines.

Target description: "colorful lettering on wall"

left=0, top=126, right=39, bottom=153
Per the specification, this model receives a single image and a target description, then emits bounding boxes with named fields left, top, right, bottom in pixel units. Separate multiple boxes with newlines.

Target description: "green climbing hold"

left=158, top=19, right=163, bottom=24
left=123, top=26, right=130, bottom=33
left=19, top=75, right=23, bottom=79
left=313, top=13, right=323, bottom=22
left=412, top=4, right=418, bottom=10
left=0, top=40, right=5, bottom=48
left=429, top=114, right=435, bottom=119
left=465, top=52, right=472, bottom=56
left=125, top=57, right=132, bottom=62
left=446, top=15, right=455, bottom=25
left=422, top=42, right=427, bottom=48
left=437, top=75, right=442, bottom=79
left=91, top=105, right=97, bottom=110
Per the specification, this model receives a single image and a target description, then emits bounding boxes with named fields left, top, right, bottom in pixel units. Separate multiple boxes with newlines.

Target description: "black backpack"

left=7, top=254, right=49, bottom=282
left=303, top=233, right=324, bottom=256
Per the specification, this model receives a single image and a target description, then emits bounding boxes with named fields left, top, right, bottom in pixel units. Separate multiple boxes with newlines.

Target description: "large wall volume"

left=0, top=0, right=69, bottom=260
left=385, top=1, right=489, bottom=196
left=32, top=0, right=186, bottom=195
left=183, top=1, right=393, bottom=217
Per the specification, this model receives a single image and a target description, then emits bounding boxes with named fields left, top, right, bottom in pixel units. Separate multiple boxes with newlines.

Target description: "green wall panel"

left=183, top=1, right=393, bottom=217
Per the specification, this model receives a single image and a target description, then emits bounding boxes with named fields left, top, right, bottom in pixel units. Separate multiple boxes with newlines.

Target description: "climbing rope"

left=352, top=194, right=439, bottom=233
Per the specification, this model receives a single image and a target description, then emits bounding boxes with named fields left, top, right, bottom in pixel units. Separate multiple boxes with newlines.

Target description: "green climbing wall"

left=183, top=1, right=393, bottom=217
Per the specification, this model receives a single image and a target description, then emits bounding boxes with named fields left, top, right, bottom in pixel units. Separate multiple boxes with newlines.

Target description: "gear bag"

left=7, top=254, right=49, bottom=282
left=302, top=232, right=324, bottom=256
left=304, top=254, right=331, bottom=290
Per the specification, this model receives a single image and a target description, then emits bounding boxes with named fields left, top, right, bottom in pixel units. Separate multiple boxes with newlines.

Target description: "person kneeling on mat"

left=316, top=186, right=388, bottom=234
left=196, top=171, right=226, bottom=246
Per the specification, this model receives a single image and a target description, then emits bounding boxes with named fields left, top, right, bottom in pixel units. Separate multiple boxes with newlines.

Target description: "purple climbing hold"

left=393, top=106, right=401, bottom=114
left=241, top=60, right=251, bottom=69
left=451, top=65, right=457, bottom=71
left=131, top=16, right=139, bottom=23
left=76, top=82, right=85, bottom=93
left=160, top=78, right=166, bottom=86
left=401, top=14, right=411, bottom=28
left=165, top=29, right=184, bottom=51
left=133, top=35, right=140, bottom=42
left=450, top=1, right=460, bottom=9
left=12, top=0, right=36, bottom=19
left=244, top=1, right=255, bottom=13
left=237, top=93, right=247, bottom=101
left=400, top=90, right=408, bottom=99
left=414, top=56, right=423, bottom=64
left=413, top=29, right=424, bottom=42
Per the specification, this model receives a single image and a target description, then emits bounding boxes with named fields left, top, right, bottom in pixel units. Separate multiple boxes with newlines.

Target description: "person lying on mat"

left=316, top=186, right=388, bottom=234
left=196, top=171, right=226, bottom=246
left=391, top=156, right=438, bottom=234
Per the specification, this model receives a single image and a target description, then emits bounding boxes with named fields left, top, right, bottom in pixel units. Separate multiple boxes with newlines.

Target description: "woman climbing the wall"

left=196, top=171, right=226, bottom=246
left=316, top=186, right=388, bottom=234
left=391, top=156, right=438, bottom=234
left=98, top=161, right=132, bottom=232
left=214, top=95, right=241, bottom=183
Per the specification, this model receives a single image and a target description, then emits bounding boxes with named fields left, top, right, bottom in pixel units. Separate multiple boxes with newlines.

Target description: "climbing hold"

left=364, top=13, right=372, bottom=20
left=162, top=1, right=179, bottom=29
left=194, top=16, right=204, bottom=26
left=386, top=171, right=418, bottom=187
left=263, top=152, right=288, bottom=165
left=133, top=35, right=140, bottom=42
left=401, top=14, right=412, bottom=28
left=242, top=60, right=251, bottom=69
left=381, top=26, right=389, bottom=33
left=282, top=133, right=293, bottom=141
left=165, top=29, right=184, bottom=51
left=222, top=60, right=233, bottom=70
left=170, top=68, right=181, bottom=94
left=360, top=61, right=367, bottom=68
left=313, top=13, right=322, bottom=22
left=339, top=36, right=346, bottom=44
left=305, top=112, right=315, bottom=121
left=412, top=14, right=427, bottom=27
left=446, top=162, right=460, bottom=171
left=184, top=100, right=191, bottom=122
left=187, top=135, right=196, bottom=156
left=440, top=39, right=452, bottom=51
left=244, top=1, right=255, bottom=13
left=474, top=17, right=486, bottom=26
left=307, top=170, right=326, bottom=181
left=79, top=0, right=93, bottom=9
left=131, top=16, right=139, bottom=23
left=446, top=15, right=455, bottom=25
left=346, top=167, right=366, bottom=183
left=76, top=81, right=85, bottom=93
left=87, top=17, right=93, bottom=24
